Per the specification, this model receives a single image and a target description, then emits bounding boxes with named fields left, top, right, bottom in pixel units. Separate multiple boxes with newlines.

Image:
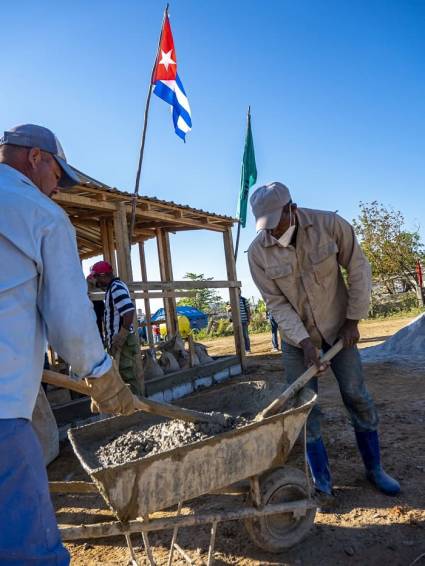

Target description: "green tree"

left=254, top=298, right=267, bottom=314
left=353, top=201, right=424, bottom=293
left=177, top=273, right=225, bottom=313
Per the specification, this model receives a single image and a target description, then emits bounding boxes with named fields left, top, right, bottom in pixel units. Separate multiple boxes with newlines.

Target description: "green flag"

left=237, top=109, right=257, bottom=228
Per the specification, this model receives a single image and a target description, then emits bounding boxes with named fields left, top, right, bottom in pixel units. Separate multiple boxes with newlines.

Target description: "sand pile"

left=96, top=414, right=248, bottom=467
left=361, top=313, right=425, bottom=365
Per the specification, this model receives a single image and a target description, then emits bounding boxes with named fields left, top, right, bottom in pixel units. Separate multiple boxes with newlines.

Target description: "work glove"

left=110, top=327, right=129, bottom=357
left=85, top=361, right=138, bottom=416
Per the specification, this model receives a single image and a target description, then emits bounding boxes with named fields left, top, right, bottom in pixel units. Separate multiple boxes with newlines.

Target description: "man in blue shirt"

left=0, top=124, right=139, bottom=564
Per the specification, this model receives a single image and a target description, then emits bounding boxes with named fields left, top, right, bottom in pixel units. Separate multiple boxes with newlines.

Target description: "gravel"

left=96, top=414, right=248, bottom=467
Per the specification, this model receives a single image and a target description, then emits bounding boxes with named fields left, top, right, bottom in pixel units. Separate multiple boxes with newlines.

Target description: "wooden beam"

left=127, top=280, right=241, bottom=290
left=71, top=217, right=102, bottom=227
left=156, top=229, right=178, bottom=335
left=74, top=230, right=99, bottom=246
left=55, top=192, right=117, bottom=212
left=100, top=218, right=112, bottom=265
left=90, top=291, right=196, bottom=300
left=112, top=204, right=143, bottom=390
left=56, top=190, right=233, bottom=233
left=106, top=219, right=118, bottom=274
left=113, top=203, right=132, bottom=282
left=138, top=242, right=153, bottom=345
left=223, top=227, right=246, bottom=371
left=133, top=207, right=228, bottom=232
left=132, top=227, right=157, bottom=237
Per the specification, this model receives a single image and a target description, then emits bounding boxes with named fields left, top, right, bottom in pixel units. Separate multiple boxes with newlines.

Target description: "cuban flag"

left=152, top=14, right=192, bottom=141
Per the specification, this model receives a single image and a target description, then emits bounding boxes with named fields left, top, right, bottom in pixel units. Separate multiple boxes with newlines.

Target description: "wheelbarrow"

left=57, top=380, right=317, bottom=565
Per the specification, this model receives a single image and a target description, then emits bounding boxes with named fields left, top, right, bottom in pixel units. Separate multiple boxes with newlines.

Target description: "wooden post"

left=113, top=203, right=132, bottom=282
left=223, top=227, right=246, bottom=371
left=100, top=218, right=112, bottom=265
left=105, top=218, right=118, bottom=275
left=156, top=229, right=178, bottom=335
left=138, top=242, right=154, bottom=345
left=113, top=204, right=145, bottom=392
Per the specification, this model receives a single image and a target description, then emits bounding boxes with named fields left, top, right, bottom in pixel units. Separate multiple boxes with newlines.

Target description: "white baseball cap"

left=250, top=182, right=292, bottom=230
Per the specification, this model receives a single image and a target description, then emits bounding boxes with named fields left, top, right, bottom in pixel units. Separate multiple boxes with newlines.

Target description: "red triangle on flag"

left=152, top=14, right=177, bottom=83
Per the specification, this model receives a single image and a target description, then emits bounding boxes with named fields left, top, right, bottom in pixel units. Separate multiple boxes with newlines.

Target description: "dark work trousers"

left=242, top=323, right=251, bottom=352
left=282, top=341, right=378, bottom=442
left=270, top=317, right=279, bottom=349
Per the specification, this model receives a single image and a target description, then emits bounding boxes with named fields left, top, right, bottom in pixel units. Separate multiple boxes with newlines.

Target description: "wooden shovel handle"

left=259, top=339, right=344, bottom=420
left=42, top=369, right=90, bottom=395
left=42, top=369, right=223, bottom=425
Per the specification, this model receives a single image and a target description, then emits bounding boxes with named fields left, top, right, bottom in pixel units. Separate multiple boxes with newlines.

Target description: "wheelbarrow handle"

left=258, top=339, right=344, bottom=420
left=41, top=369, right=225, bottom=425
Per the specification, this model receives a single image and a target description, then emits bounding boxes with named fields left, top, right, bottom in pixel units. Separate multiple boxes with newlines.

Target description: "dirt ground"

left=49, top=316, right=425, bottom=565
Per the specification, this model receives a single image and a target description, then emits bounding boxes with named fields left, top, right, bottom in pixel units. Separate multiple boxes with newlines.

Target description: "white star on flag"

left=159, top=49, right=176, bottom=71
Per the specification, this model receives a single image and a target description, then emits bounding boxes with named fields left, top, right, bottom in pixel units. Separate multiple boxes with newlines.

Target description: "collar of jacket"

left=106, top=277, right=121, bottom=292
left=260, top=208, right=313, bottom=247
left=0, top=162, right=38, bottom=190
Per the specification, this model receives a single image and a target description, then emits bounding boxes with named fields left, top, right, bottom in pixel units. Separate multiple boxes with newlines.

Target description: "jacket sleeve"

left=248, top=248, right=309, bottom=345
left=37, top=215, right=111, bottom=378
left=333, top=214, right=371, bottom=320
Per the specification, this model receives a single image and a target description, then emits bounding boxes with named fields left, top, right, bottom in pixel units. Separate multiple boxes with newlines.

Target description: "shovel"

left=42, top=369, right=227, bottom=426
left=258, top=339, right=344, bottom=420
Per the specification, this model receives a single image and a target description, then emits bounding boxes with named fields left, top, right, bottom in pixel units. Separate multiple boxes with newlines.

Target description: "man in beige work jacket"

left=248, top=182, right=399, bottom=498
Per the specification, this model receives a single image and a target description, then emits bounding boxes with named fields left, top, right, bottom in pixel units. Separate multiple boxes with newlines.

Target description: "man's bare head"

left=0, top=124, right=80, bottom=198
left=0, top=144, right=62, bottom=198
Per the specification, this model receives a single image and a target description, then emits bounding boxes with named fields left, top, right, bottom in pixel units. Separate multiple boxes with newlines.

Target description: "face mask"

left=278, top=207, right=296, bottom=247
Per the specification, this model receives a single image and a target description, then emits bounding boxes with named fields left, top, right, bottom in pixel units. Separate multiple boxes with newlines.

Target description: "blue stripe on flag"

left=153, top=74, right=192, bottom=141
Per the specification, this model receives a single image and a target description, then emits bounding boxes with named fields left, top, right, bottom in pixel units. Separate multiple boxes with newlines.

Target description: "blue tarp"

left=151, top=306, right=208, bottom=330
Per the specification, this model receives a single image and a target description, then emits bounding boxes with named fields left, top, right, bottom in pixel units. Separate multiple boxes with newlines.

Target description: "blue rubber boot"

left=306, top=437, right=333, bottom=495
left=355, top=430, right=400, bottom=495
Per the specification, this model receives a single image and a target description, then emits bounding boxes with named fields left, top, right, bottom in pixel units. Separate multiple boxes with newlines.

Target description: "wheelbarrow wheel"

left=244, top=466, right=316, bottom=552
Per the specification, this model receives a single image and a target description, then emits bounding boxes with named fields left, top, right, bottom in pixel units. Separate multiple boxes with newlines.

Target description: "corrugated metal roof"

left=72, top=167, right=235, bottom=222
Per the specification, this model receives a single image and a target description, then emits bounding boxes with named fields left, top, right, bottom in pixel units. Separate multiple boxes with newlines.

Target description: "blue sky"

left=2, top=0, right=424, bottom=306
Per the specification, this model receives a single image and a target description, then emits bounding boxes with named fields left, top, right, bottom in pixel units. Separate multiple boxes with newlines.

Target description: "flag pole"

left=129, top=4, right=169, bottom=245
left=234, top=106, right=251, bottom=261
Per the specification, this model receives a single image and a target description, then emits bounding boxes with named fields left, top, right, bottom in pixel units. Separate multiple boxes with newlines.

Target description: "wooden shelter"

left=53, top=170, right=246, bottom=371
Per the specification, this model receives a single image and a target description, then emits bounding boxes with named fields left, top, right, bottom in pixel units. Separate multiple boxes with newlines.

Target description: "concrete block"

left=230, top=364, right=242, bottom=376
left=163, top=388, right=174, bottom=403
left=214, top=368, right=230, bottom=383
left=194, top=376, right=213, bottom=391
left=172, top=382, right=194, bottom=399
left=148, top=391, right=165, bottom=403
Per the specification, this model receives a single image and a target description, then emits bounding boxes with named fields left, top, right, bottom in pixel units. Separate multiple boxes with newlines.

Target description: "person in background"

left=138, top=320, right=148, bottom=344
left=152, top=323, right=161, bottom=343
left=89, top=261, right=143, bottom=396
left=248, top=181, right=400, bottom=499
left=226, top=296, right=251, bottom=354
left=87, top=274, right=105, bottom=342
left=0, top=123, right=138, bottom=565
left=267, top=311, right=280, bottom=352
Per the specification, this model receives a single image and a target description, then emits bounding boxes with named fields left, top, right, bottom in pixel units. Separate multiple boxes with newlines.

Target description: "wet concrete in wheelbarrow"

left=95, top=414, right=249, bottom=467
left=94, top=380, right=290, bottom=467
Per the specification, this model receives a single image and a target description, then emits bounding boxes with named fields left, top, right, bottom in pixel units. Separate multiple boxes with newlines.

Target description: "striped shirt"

left=239, top=296, right=250, bottom=324
left=104, top=278, right=135, bottom=349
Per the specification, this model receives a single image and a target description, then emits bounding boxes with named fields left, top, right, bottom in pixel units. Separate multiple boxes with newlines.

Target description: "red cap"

left=90, top=261, right=113, bottom=276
